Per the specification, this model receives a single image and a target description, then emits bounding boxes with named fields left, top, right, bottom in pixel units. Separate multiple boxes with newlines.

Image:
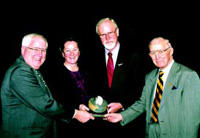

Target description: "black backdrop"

left=1, top=1, right=199, bottom=80
left=1, top=1, right=200, bottom=135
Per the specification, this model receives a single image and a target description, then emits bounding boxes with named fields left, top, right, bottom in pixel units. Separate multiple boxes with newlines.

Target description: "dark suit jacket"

left=0, top=56, right=73, bottom=138
left=121, top=61, right=200, bottom=138
left=90, top=41, right=144, bottom=109
left=86, top=40, right=146, bottom=136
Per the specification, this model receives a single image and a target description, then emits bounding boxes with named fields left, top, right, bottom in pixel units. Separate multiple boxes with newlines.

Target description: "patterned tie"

left=35, top=70, right=47, bottom=87
left=151, top=70, right=164, bottom=123
left=107, top=52, right=114, bottom=88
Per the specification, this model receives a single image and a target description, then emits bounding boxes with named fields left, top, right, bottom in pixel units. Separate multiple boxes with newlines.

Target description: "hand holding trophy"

left=88, top=96, right=108, bottom=117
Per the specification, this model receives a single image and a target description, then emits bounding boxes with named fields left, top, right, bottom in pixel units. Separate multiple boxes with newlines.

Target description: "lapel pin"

left=168, top=83, right=172, bottom=86
left=118, top=63, right=123, bottom=66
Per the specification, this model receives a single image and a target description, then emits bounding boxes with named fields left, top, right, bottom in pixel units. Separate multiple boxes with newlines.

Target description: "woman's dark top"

left=69, top=70, right=89, bottom=105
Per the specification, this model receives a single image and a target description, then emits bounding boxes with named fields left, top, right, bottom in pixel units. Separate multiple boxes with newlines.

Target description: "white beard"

left=104, top=42, right=116, bottom=50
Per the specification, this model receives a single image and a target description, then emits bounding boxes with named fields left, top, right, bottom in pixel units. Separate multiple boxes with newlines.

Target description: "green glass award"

left=88, top=96, right=108, bottom=117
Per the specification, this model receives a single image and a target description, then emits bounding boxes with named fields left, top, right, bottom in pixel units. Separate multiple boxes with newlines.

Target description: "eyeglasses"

left=149, top=47, right=171, bottom=57
left=99, top=28, right=117, bottom=38
left=26, top=47, right=47, bottom=53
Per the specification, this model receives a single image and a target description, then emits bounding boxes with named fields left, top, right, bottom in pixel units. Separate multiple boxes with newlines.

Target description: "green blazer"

left=0, top=56, right=73, bottom=138
left=120, top=61, right=200, bottom=138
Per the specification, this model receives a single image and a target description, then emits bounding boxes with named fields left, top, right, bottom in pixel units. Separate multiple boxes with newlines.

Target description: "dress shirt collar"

left=105, top=42, right=120, bottom=67
left=159, top=59, right=174, bottom=87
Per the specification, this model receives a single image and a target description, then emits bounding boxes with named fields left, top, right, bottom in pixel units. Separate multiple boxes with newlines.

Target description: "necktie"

left=107, top=52, right=114, bottom=88
left=35, top=70, right=47, bottom=87
left=151, top=70, right=164, bottom=123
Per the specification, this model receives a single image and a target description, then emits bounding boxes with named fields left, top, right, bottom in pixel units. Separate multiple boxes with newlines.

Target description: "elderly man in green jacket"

left=0, top=33, right=94, bottom=138
left=104, top=37, right=200, bottom=138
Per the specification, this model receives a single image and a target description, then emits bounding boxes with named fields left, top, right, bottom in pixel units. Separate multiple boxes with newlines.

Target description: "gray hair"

left=149, top=37, right=172, bottom=48
left=95, top=17, right=118, bottom=35
left=21, top=33, right=48, bottom=48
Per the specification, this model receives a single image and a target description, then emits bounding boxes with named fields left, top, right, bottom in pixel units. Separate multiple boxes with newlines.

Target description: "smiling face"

left=149, top=37, right=174, bottom=70
left=21, top=35, right=47, bottom=70
left=62, top=40, right=80, bottom=65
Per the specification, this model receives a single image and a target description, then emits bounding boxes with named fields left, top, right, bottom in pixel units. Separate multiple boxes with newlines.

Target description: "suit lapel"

left=144, top=69, right=158, bottom=122
left=112, top=48, right=127, bottom=87
left=159, top=62, right=179, bottom=110
left=148, top=70, right=159, bottom=110
left=33, top=69, right=52, bottom=96
left=112, top=58, right=124, bottom=85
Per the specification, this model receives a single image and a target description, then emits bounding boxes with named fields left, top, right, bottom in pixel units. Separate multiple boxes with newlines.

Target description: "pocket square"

left=172, top=86, right=178, bottom=90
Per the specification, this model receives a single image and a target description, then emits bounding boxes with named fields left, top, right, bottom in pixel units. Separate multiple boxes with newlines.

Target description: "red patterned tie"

left=107, top=52, right=114, bottom=88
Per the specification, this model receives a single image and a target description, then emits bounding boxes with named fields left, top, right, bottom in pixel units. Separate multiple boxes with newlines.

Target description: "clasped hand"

left=73, top=104, right=94, bottom=123
left=77, top=102, right=123, bottom=123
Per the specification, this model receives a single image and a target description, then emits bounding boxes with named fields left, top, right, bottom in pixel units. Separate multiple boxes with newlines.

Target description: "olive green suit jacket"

left=120, top=61, right=200, bottom=138
left=0, top=56, right=72, bottom=138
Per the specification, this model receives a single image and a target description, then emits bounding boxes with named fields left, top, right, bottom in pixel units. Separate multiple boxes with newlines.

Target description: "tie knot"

left=159, top=71, right=164, bottom=77
left=108, top=52, right=112, bottom=57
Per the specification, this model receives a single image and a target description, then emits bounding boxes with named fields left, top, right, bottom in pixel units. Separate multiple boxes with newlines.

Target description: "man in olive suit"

left=0, top=33, right=94, bottom=138
left=105, top=37, right=200, bottom=138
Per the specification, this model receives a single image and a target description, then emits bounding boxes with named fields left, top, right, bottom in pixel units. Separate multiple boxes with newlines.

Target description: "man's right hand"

left=73, top=109, right=95, bottom=123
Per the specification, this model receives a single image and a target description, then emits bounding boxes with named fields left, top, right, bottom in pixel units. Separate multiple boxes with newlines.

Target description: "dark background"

left=1, top=1, right=199, bottom=81
left=0, top=1, right=199, bottom=136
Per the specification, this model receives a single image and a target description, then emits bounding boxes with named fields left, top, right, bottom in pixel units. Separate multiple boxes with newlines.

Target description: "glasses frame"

left=99, top=28, right=117, bottom=39
left=26, top=47, right=47, bottom=53
left=149, top=46, right=171, bottom=57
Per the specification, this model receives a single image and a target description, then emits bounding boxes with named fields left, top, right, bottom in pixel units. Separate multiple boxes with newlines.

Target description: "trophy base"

left=92, top=114, right=106, bottom=117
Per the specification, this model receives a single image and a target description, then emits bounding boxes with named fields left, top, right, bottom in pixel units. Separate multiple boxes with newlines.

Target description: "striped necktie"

left=151, top=70, right=164, bottom=123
